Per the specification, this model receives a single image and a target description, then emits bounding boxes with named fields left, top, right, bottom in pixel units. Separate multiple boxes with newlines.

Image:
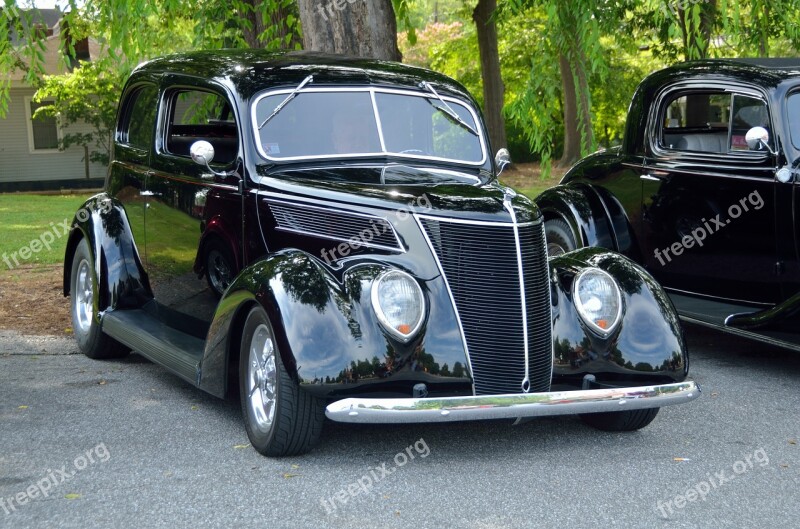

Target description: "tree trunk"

left=472, top=0, right=507, bottom=152
left=296, top=0, right=401, bottom=61
left=557, top=50, right=592, bottom=168
left=678, top=0, right=717, bottom=60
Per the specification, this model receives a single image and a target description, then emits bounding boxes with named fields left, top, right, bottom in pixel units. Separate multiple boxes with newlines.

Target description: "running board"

left=102, top=309, right=206, bottom=386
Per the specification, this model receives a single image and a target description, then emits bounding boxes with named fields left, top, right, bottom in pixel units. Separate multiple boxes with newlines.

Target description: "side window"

left=661, top=92, right=730, bottom=153
left=730, top=94, right=771, bottom=150
left=119, top=85, right=159, bottom=151
left=660, top=91, right=771, bottom=154
left=163, top=89, right=238, bottom=164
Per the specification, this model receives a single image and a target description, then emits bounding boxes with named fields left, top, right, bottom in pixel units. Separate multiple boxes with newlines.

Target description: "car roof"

left=129, top=49, right=474, bottom=101
left=647, top=58, right=800, bottom=88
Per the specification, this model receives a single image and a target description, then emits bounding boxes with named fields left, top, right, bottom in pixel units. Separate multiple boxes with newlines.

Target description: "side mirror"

left=190, top=140, right=216, bottom=167
left=495, top=148, right=511, bottom=176
left=745, top=126, right=778, bottom=156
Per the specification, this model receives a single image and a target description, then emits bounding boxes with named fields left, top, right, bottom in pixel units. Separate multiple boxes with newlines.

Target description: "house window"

left=25, top=97, right=61, bottom=153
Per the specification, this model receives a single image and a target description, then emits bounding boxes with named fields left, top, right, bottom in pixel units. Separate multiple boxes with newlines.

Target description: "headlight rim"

left=370, top=269, right=426, bottom=343
left=572, top=267, right=623, bottom=337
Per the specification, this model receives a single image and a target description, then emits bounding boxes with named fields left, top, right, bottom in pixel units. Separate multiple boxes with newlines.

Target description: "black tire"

left=239, top=307, right=324, bottom=457
left=544, top=218, right=578, bottom=257
left=579, top=408, right=660, bottom=432
left=69, top=238, right=129, bottom=359
left=204, top=240, right=235, bottom=298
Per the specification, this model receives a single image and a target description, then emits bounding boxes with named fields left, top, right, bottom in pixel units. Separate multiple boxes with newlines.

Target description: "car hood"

left=253, top=164, right=541, bottom=224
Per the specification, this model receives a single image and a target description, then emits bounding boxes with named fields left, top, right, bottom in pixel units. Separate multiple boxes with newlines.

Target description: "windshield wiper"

left=258, top=75, right=314, bottom=129
left=418, top=81, right=478, bottom=136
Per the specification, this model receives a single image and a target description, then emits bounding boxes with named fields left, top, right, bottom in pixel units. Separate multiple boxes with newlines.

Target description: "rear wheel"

left=205, top=240, right=235, bottom=297
left=69, top=238, right=129, bottom=359
left=239, top=307, right=324, bottom=456
left=544, top=218, right=578, bottom=257
left=579, top=408, right=659, bottom=432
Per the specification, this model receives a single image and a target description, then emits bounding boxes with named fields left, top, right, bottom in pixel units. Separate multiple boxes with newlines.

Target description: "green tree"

left=0, top=0, right=303, bottom=117
left=32, top=60, right=125, bottom=166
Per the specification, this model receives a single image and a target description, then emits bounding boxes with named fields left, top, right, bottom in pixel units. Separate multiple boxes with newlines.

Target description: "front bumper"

left=325, top=381, right=700, bottom=423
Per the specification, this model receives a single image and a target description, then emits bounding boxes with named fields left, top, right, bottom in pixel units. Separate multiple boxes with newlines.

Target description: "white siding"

left=0, top=88, right=107, bottom=184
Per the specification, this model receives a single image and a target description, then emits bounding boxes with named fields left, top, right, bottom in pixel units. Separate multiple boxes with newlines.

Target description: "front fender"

left=63, top=194, right=151, bottom=312
left=535, top=184, right=615, bottom=250
left=199, top=249, right=472, bottom=399
left=549, top=247, right=687, bottom=385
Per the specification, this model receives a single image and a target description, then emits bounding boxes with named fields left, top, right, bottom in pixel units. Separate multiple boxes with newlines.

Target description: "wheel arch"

left=536, top=183, right=620, bottom=253
left=63, top=195, right=151, bottom=311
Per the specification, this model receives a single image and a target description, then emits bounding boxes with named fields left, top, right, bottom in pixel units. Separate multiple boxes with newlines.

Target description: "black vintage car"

left=64, top=50, right=698, bottom=457
left=538, top=58, right=800, bottom=352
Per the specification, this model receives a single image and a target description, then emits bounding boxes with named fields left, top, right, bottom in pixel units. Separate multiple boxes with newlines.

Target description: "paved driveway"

left=0, top=325, right=798, bottom=529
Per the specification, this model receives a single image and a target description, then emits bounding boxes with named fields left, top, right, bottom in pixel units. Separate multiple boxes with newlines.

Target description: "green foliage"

left=32, top=60, right=126, bottom=166
left=0, top=0, right=303, bottom=119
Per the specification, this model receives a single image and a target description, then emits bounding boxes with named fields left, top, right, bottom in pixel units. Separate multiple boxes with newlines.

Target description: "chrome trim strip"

left=265, top=197, right=405, bottom=253
left=370, top=89, right=387, bottom=152
left=415, top=213, right=540, bottom=228
left=250, top=86, right=488, bottom=166
left=414, top=214, right=477, bottom=396
left=325, top=381, right=700, bottom=423
left=501, top=190, right=530, bottom=393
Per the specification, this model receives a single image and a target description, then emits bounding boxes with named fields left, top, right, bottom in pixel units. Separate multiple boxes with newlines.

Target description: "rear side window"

left=660, top=91, right=771, bottom=154
left=163, top=89, right=238, bottom=164
left=119, top=84, right=158, bottom=151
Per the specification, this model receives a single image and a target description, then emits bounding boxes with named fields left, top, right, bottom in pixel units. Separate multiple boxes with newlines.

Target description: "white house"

left=1, top=9, right=106, bottom=191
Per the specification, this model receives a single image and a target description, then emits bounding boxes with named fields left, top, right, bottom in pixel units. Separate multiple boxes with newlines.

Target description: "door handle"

left=640, top=174, right=665, bottom=182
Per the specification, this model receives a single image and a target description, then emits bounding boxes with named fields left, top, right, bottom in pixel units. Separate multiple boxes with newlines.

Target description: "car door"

left=107, top=83, right=159, bottom=250
left=639, top=84, right=781, bottom=305
left=143, top=82, right=242, bottom=325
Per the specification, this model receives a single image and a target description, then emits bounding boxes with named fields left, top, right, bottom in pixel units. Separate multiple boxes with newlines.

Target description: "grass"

left=0, top=194, right=95, bottom=270
left=0, top=164, right=563, bottom=273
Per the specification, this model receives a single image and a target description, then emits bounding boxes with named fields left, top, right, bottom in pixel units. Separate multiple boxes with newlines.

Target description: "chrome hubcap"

left=208, top=250, right=232, bottom=293
left=247, top=324, right=277, bottom=432
left=547, top=242, right=567, bottom=257
left=74, top=259, right=93, bottom=334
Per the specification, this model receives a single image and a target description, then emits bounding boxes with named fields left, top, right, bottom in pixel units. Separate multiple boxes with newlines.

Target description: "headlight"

left=572, top=268, right=623, bottom=336
left=371, top=270, right=425, bottom=342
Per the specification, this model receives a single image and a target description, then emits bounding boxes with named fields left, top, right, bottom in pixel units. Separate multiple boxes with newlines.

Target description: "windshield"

left=252, top=88, right=486, bottom=164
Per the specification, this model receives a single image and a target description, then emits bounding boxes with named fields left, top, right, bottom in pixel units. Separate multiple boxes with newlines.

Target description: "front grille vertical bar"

left=414, top=214, right=477, bottom=396
left=501, top=192, right=530, bottom=393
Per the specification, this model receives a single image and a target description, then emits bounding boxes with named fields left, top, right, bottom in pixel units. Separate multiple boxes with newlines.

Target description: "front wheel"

left=239, top=307, right=324, bottom=457
left=579, top=408, right=659, bottom=432
left=544, top=218, right=578, bottom=257
left=69, top=238, right=129, bottom=359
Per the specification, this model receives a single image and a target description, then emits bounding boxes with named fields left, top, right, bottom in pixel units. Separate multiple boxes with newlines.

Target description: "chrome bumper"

left=325, top=381, right=700, bottom=423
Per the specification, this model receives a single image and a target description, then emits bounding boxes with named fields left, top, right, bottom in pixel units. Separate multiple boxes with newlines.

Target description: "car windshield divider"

left=418, top=81, right=478, bottom=136
left=257, top=75, right=314, bottom=130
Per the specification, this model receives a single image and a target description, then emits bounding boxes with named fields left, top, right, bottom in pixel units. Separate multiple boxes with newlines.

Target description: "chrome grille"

left=420, top=217, right=552, bottom=395
left=268, top=200, right=401, bottom=251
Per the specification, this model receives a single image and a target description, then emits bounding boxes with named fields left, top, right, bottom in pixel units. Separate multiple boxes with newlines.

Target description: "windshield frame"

left=250, top=86, right=488, bottom=166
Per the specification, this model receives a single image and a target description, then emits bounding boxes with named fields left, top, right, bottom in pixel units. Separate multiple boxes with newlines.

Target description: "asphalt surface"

left=0, top=325, right=798, bottom=529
